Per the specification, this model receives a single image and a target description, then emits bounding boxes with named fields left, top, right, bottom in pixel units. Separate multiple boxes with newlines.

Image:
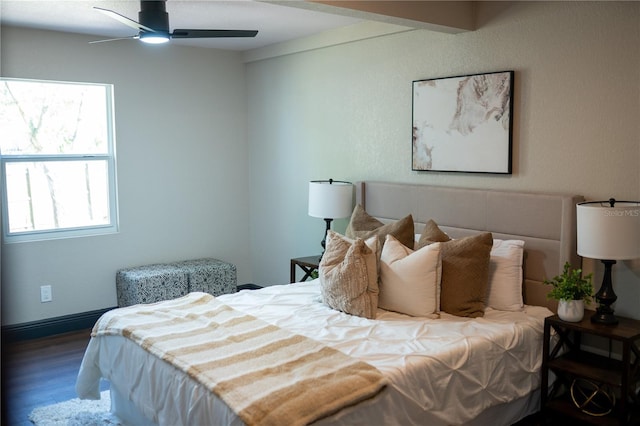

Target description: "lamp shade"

left=576, top=200, right=640, bottom=260
left=308, top=180, right=353, bottom=219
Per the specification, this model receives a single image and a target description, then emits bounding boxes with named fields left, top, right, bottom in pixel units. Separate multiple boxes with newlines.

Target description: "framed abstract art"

left=412, top=70, right=514, bottom=174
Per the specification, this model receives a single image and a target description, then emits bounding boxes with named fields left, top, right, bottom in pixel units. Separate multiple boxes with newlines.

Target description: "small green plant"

left=545, top=262, right=593, bottom=304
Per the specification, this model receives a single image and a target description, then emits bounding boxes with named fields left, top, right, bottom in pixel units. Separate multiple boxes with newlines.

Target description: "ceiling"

left=0, top=1, right=478, bottom=52
left=0, top=1, right=363, bottom=51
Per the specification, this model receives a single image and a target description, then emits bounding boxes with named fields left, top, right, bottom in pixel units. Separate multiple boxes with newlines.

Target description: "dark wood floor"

left=1, top=329, right=109, bottom=426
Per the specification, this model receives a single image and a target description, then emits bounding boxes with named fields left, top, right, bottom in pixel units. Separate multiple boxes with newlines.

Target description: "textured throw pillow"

left=487, top=239, right=525, bottom=311
left=379, top=234, right=442, bottom=318
left=345, top=204, right=415, bottom=250
left=419, top=220, right=493, bottom=317
left=319, top=231, right=379, bottom=319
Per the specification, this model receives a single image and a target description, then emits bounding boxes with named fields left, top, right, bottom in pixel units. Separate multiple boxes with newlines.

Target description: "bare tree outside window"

left=0, top=78, right=118, bottom=242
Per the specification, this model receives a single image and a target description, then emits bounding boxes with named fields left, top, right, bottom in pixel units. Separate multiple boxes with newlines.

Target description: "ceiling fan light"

left=140, top=32, right=170, bottom=44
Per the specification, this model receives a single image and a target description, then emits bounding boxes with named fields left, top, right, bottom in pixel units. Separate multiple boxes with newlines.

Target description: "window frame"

left=0, top=78, right=119, bottom=243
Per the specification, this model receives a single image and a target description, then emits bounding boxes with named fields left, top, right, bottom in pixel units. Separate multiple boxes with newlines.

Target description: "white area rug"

left=28, top=390, right=122, bottom=426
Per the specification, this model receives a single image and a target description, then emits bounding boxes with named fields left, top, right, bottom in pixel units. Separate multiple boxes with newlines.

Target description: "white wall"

left=1, top=27, right=251, bottom=325
left=2, top=2, right=639, bottom=325
left=245, top=2, right=640, bottom=318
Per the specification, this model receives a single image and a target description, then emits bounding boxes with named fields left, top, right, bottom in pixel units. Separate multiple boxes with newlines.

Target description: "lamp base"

left=319, top=218, right=333, bottom=262
left=590, top=259, right=618, bottom=325
left=591, top=309, right=618, bottom=325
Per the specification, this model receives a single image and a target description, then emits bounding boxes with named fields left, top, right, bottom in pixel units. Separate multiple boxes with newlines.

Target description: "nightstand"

left=290, top=256, right=320, bottom=283
left=541, top=312, right=640, bottom=425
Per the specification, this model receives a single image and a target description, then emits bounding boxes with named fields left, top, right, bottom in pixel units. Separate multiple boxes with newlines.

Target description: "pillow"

left=416, top=219, right=451, bottom=248
left=379, top=234, right=441, bottom=318
left=346, top=204, right=415, bottom=250
left=419, top=220, right=492, bottom=317
left=345, top=204, right=383, bottom=237
left=487, top=239, right=525, bottom=311
left=319, top=230, right=379, bottom=319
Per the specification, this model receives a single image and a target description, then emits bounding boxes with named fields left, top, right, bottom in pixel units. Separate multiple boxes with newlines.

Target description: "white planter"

left=558, top=299, right=584, bottom=322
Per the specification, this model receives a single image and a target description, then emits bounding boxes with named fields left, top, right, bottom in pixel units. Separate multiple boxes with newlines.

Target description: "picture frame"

left=412, top=70, right=514, bottom=174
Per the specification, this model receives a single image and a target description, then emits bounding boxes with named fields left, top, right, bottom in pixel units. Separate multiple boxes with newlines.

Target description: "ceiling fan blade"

left=94, top=7, right=156, bottom=33
left=171, top=29, right=258, bottom=39
left=89, top=35, right=139, bottom=44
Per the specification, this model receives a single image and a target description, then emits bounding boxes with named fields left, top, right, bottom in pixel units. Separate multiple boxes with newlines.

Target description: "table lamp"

left=576, top=199, right=640, bottom=324
left=308, top=179, right=353, bottom=260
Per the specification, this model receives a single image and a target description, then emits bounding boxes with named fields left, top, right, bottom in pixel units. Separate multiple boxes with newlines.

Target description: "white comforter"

left=77, top=280, right=551, bottom=426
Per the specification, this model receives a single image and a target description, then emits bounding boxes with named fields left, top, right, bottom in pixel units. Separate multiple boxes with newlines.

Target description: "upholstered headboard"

left=355, top=181, right=584, bottom=311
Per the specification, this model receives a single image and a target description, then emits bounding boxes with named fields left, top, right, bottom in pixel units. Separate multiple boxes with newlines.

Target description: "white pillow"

left=487, top=239, right=525, bottom=311
left=379, top=234, right=442, bottom=318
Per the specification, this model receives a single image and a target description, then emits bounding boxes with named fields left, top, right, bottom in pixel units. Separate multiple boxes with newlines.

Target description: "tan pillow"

left=379, top=234, right=442, bottom=318
left=416, top=219, right=451, bottom=248
left=346, top=204, right=415, bottom=250
left=419, top=221, right=493, bottom=317
left=319, top=230, right=379, bottom=319
left=345, top=204, right=383, bottom=237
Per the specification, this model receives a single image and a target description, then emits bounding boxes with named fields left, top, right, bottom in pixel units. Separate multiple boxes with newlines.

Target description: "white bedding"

left=77, top=280, right=552, bottom=425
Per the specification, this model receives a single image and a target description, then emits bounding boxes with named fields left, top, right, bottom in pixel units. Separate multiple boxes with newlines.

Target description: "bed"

left=76, top=181, right=584, bottom=426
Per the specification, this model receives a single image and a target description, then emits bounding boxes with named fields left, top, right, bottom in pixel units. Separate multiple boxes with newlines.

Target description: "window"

left=1, top=78, right=118, bottom=242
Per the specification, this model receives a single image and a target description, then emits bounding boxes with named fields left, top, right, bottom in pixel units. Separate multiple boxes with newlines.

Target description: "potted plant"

left=545, top=262, right=593, bottom=322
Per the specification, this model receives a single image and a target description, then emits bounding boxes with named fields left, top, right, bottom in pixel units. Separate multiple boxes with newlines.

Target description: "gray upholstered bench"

left=116, top=258, right=237, bottom=307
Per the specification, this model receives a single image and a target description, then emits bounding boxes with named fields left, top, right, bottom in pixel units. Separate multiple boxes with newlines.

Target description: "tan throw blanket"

left=93, top=292, right=386, bottom=426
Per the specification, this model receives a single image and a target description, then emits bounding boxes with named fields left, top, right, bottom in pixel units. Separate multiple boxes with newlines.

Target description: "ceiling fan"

left=91, top=0, right=258, bottom=44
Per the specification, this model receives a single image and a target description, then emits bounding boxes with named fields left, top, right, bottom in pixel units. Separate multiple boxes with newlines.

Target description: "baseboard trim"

left=1, top=307, right=116, bottom=343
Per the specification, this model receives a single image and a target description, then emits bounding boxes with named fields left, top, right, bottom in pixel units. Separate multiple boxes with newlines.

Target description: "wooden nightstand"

left=290, top=256, right=320, bottom=283
left=542, top=312, right=640, bottom=425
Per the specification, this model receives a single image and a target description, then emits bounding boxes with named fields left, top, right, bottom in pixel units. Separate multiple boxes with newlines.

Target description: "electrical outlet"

left=40, top=285, right=52, bottom=303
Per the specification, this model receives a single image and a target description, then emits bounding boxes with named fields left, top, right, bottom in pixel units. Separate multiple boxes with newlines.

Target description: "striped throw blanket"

left=93, top=292, right=386, bottom=426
